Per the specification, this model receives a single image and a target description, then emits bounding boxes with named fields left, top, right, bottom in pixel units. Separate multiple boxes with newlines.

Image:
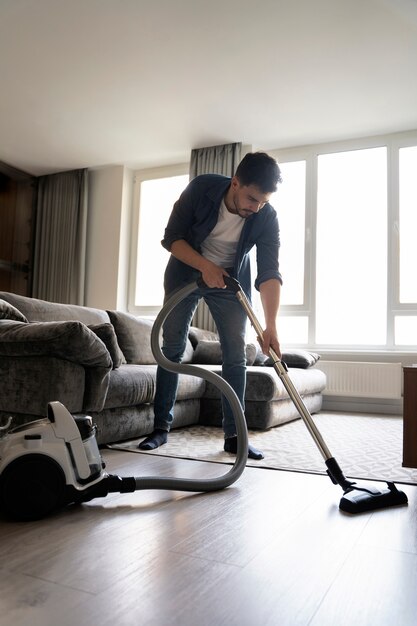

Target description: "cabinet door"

left=403, top=366, right=417, bottom=468
left=0, top=173, right=36, bottom=296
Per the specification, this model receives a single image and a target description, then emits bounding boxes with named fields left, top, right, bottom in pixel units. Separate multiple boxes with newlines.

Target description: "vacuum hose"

left=128, top=280, right=249, bottom=493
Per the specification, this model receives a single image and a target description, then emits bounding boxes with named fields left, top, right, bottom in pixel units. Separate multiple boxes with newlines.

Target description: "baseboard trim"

left=322, top=395, right=403, bottom=415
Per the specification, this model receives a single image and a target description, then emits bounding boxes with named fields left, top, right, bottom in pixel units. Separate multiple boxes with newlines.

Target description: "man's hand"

left=170, top=240, right=228, bottom=289
left=201, top=260, right=229, bottom=289
left=259, top=327, right=282, bottom=359
left=259, top=278, right=282, bottom=358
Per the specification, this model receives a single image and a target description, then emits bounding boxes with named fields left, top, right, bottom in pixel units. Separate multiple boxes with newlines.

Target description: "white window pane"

left=135, top=175, right=189, bottom=306
left=316, top=147, right=387, bottom=345
left=399, top=146, right=417, bottom=303
left=280, top=316, right=309, bottom=345
left=271, top=160, right=306, bottom=305
left=246, top=305, right=308, bottom=345
left=395, top=316, right=417, bottom=345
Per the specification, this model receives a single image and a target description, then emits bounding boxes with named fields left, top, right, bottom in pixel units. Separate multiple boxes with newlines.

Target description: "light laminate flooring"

left=1, top=448, right=416, bottom=626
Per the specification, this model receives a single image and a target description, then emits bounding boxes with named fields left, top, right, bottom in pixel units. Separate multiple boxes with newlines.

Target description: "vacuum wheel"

left=0, top=454, right=67, bottom=521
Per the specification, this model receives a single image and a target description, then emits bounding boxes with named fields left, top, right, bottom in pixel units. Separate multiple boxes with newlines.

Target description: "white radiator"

left=317, top=361, right=402, bottom=399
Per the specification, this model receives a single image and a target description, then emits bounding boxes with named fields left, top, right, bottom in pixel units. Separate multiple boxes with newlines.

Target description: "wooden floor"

left=1, top=448, right=416, bottom=626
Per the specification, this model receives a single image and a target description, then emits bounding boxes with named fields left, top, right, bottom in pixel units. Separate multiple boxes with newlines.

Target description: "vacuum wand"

left=223, top=276, right=408, bottom=513
left=225, top=279, right=333, bottom=459
left=223, top=276, right=348, bottom=487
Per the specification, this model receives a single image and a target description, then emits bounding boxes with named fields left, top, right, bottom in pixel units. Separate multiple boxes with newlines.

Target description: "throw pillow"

left=253, top=346, right=268, bottom=365
left=192, top=340, right=258, bottom=366
left=245, top=343, right=258, bottom=366
left=88, top=323, right=126, bottom=369
left=107, top=311, right=194, bottom=365
left=0, top=299, right=28, bottom=323
left=264, top=349, right=320, bottom=369
left=188, top=325, right=219, bottom=348
left=107, top=312, right=155, bottom=364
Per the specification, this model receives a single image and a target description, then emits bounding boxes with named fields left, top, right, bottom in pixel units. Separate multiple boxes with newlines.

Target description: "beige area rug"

left=108, top=412, right=417, bottom=485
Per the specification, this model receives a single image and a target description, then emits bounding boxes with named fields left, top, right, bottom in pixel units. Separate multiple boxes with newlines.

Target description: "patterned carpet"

left=108, top=412, right=417, bottom=485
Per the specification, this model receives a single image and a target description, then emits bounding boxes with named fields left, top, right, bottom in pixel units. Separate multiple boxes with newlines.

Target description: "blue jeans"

left=153, top=284, right=248, bottom=438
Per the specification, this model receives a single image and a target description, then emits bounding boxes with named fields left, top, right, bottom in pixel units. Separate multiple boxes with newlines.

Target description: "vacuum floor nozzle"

left=339, top=481, right=408, bottom=514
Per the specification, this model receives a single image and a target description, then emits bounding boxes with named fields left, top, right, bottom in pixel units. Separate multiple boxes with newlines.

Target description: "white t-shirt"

left=200, top=199, right=245, bottom=267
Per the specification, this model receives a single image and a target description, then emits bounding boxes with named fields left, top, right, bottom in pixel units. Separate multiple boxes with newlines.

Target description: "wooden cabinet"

left=403, top=365, right=417, bottom=468
left=0, top=162, right=37, bottom=296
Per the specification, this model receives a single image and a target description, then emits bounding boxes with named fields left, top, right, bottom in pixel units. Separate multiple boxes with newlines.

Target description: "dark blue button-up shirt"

left=161, top=174, right=282, bottom=298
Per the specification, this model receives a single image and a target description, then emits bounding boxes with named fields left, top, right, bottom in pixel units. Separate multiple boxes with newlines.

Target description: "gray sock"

left=224, top=435, right=264, bottom=460
left=138, top=429, right=168, bottom=450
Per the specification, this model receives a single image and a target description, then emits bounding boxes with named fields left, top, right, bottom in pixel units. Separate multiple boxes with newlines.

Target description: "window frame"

left=127, top=130, right=417, bottom=356
left=268, top=130, right=417, bottom=355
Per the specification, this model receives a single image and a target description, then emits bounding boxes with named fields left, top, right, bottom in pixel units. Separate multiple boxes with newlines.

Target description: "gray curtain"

left=190, top=142, right=242, bottom=181
left=32, top=169, right=88, bottom=304
left=190, top=142, right=242, bottom=331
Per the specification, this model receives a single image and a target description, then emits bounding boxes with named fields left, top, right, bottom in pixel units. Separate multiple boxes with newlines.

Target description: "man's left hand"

left=259, top=327, right=281, bottom=359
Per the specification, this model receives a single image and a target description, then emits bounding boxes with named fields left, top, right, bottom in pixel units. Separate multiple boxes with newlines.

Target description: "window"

left=130, top=132, right=417, bottom=352
left=273, top=160, right=306, bottom=306
left=399, top=146, right=417, bottom=304
left=270, top=132, right=417, bottom=351
left=395, top=145, right=417, bottom=345
left=130, top=167, right=189, bottom=313
left=316, top=147, right=387, bottom=345
left=265, top=160, right=309, bottom=345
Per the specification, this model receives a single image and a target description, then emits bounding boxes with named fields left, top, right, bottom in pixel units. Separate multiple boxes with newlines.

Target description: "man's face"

left=228, top=177, right=272, bottom=218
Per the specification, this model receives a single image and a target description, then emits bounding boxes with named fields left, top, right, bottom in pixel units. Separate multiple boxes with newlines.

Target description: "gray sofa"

left=0, top=291, right=326, bottom=444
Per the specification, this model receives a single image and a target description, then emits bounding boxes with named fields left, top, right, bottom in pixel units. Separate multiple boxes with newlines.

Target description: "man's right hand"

left=170, top=240, right=229, bottom=289
left=200, top=260, right=229, bottom=289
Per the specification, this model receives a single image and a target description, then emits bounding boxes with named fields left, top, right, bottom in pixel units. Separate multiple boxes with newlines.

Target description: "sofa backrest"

left=0, top=292, right=110, bottom=325
left=0, top=291, right=196, bottom=367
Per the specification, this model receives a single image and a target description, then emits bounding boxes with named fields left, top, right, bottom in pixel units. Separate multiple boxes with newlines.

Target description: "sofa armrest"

left=0, top=320, right=113, bottom=411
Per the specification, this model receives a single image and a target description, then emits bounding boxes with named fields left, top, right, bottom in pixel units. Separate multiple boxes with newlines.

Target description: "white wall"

left=85, top=165, right=133, bottom=310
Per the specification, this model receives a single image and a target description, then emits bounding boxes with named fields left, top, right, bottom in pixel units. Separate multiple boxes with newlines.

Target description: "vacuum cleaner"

left=0, top=277, right=408, bottom=520
left=218, top=276, right=408, bottom=514
left=0, top=281, right=249, bottom=521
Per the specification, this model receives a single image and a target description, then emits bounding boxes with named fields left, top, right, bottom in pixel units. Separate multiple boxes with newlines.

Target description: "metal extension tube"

left=224, top=277, right=334, bottom=462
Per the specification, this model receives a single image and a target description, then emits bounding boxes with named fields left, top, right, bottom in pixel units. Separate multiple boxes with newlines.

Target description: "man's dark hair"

left=235, top=152, right=282, bottom=193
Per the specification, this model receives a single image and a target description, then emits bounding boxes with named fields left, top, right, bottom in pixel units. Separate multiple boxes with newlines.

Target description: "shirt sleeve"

left=254, top=208, right=283, bottom=290
left=161, top=179, right=196, bottom=252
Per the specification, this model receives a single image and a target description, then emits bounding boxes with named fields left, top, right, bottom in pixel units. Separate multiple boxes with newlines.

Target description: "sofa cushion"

left=0, top=291, right=110, bottom=325
left=203, top=365, right=327, bottom=402
left=265, top=349, right=321, bottom=369
left=104, top=364, right=157, bottom=407
left=107, top=311, right=194, bottom=365
left=0, top=299, right=28, bottom=323
left=192, top=339, right=257, bottom=366
left=200, top=393, right=324, bottom=430
left=88, top=323, right=126, bottom=369
left=103, top=364, right=206, bottom=409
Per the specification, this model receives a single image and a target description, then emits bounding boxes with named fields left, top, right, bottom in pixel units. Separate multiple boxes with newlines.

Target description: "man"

left=139, top=152, right=283, bottom=459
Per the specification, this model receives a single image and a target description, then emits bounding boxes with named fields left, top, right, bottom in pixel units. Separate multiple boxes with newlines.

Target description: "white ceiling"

left=1, top=0, right=417, bottom=176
